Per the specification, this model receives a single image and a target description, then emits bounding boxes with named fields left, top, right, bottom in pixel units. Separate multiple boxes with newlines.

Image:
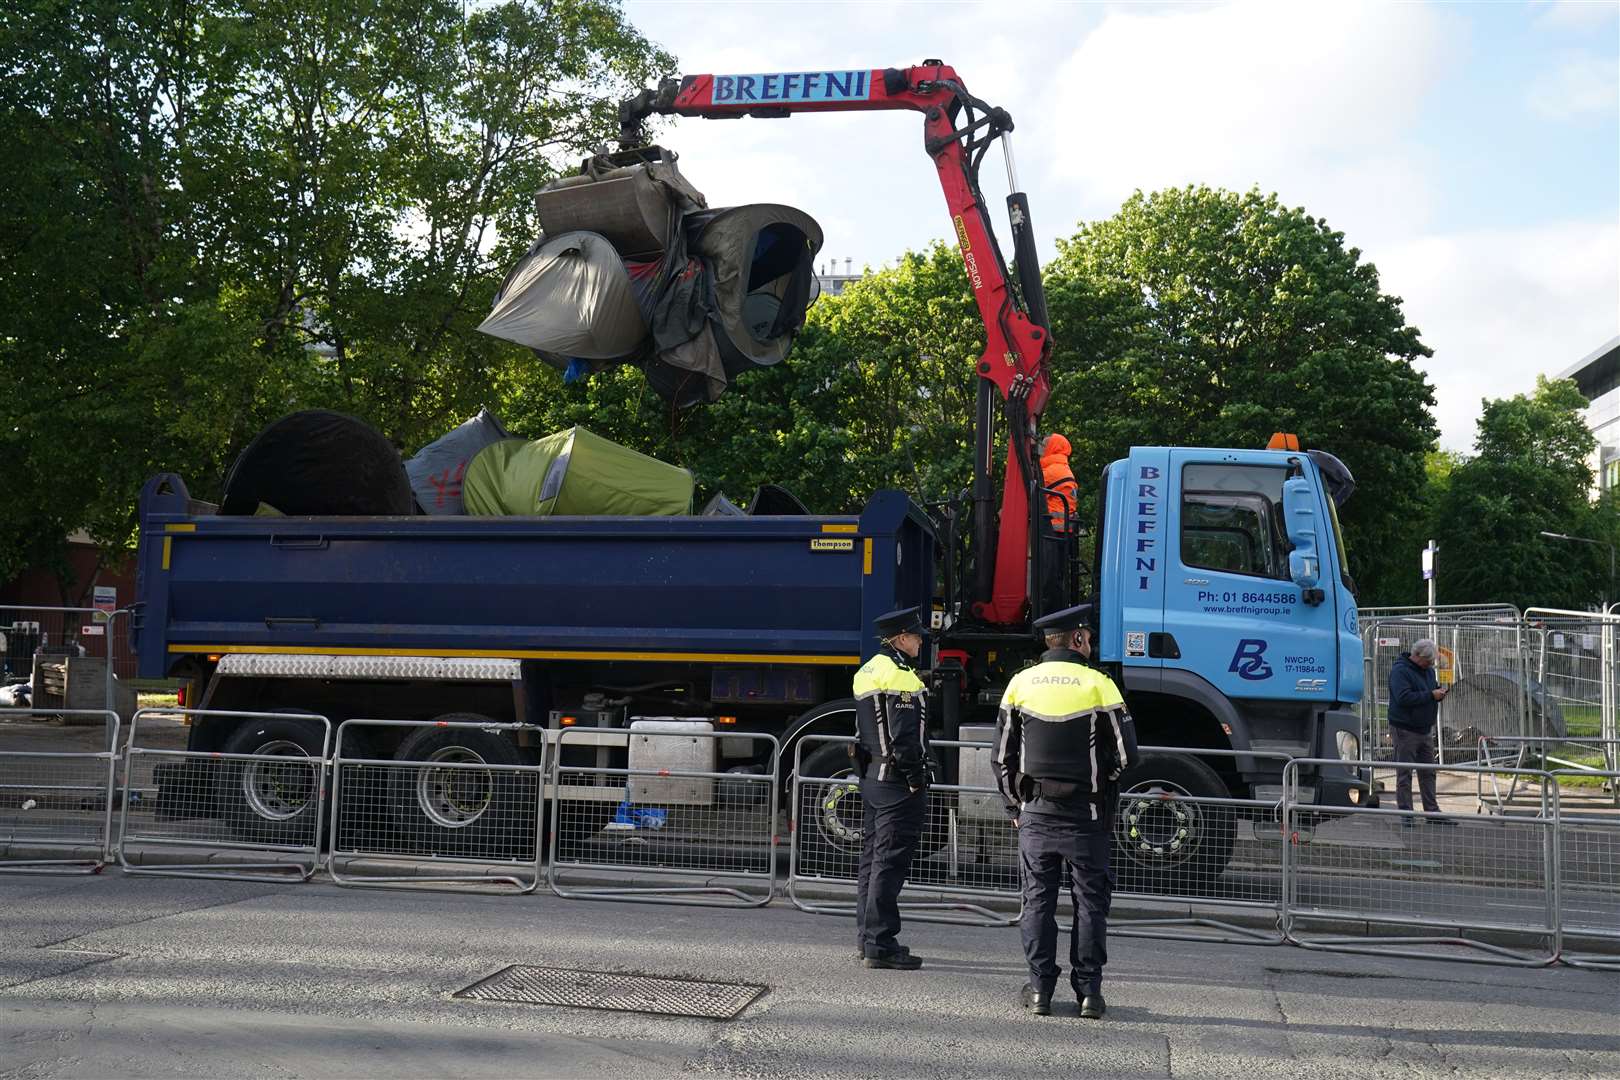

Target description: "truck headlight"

left=1335, top=730, right=1360, bottom=761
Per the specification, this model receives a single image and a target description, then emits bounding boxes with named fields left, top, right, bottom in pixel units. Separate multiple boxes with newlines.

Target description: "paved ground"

left=0, top=873, right=1616, bottom=1079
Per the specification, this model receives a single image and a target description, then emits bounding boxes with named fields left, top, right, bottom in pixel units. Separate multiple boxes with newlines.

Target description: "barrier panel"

left=1551, top=768, right=1620, bottom=970
left=118, top=707, right=331, bottom=882
left=789, top=735, right=1017, bottom=927
left=548, top=726, right=778, bottom=907
left=1527, top=620, right=1609, bottom=745
left=0, top=708, right=120, bottom=873
left=328, top=719, right=544, bottom=894
left=1281, top=757, right=1559, bottom=966
left=1364, top=617, right=1542, bottom=765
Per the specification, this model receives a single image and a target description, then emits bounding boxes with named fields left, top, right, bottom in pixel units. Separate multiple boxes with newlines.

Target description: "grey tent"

left=647, top=204, right=824, bottom=406
left=1443, top=671, right=1567, bottom=743
left=477, top=231, right=647, bottom=367
left=404, top=407, right=510, bottom=515
left=534, top=155, right=707, bottom=261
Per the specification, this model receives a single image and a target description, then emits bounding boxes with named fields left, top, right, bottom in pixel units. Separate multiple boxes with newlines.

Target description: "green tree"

left=1435, top=376, right=1606, bottom=610
left=0, top=0, right=671, bottom=598
left=1041, top=186, right=1438, bottom=602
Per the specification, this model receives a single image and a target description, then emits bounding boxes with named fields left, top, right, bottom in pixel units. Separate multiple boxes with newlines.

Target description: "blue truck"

left=129, top=63, right=1368, bottom=888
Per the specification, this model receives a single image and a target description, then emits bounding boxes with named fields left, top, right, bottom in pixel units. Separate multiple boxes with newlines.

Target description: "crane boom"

left=619, top=62, right=1052, bottom=627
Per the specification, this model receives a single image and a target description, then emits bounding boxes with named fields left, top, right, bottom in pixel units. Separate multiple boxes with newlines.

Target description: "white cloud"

left=1041, top=1, right=1454, bottom=246
left=1376, top=219, right=1620, bottom=450
left=1528, top=52, right=1620, bottom=119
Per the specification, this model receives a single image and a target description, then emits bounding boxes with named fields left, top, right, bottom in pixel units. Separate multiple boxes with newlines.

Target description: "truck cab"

left=1093, top=445, right=1364, bottom=805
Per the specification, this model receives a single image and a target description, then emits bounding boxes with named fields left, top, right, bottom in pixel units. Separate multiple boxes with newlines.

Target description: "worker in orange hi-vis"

left=1039, top=434, right=1080, bottom=614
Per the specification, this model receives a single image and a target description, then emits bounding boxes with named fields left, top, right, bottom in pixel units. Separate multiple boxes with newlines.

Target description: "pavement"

left=1, top=872, right=1617, bottom=1079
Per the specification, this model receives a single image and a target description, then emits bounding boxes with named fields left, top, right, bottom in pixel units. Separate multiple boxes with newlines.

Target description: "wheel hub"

left=417, top=746, right=492, bottom=828
left=1118, top=780, right=1201, bottom=866
left=809, top=769, right=865, bottom=854
left=242, top=739, right=315, bottom=821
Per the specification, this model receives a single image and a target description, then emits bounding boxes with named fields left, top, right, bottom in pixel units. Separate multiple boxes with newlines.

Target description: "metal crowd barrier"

left=328, top=719, right=545, bottom=894
left=548, top=727, right=778, bottom=907
left=1281, top=757, right=1560, bottom=966
left=0, top=708, right=120, bottom=873
left=1550, top=767, right=1620, bottom=970
left=789, top=735, right=1017, bottom=927
left=119, top=708, right=332, bottom=882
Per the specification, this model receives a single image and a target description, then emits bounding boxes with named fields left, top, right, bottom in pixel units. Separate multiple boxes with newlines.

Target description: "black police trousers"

left=1018, top=812, right=1114, bottom=995
left=855, top=777, right=927, bottom=957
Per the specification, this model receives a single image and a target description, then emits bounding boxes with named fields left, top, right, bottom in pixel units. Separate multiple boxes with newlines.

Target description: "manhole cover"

left=454, top=965, right=765, bottom=1020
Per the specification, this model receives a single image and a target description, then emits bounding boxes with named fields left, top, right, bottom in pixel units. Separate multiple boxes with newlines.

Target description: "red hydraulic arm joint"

left=620, top=63, right=1051, bottom=626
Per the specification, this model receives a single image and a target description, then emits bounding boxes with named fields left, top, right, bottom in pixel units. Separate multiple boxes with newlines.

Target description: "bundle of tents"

left=221, top=407, right=694, bottom=519
left=476, top=147, right=824, bottom=407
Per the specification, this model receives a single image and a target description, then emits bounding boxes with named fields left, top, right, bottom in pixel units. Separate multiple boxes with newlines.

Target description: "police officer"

left=993, top=603, right=1138, bottom=1018
left=852, top=605, right=932, bottom=969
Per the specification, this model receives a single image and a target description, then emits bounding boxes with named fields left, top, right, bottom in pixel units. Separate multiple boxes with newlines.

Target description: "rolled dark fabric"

left=221, top=409, right=414, bottom=516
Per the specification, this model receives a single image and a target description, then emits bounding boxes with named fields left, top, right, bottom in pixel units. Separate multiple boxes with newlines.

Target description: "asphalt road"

left=1, top=872, right=1617, bottom=1079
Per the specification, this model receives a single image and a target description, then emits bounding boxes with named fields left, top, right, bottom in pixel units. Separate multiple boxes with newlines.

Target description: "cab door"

left=1160, top=451, right=1338, bottom=704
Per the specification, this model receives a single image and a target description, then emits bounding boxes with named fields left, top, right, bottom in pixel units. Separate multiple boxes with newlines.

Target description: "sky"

left=619, top=0, right=1620, bottom=451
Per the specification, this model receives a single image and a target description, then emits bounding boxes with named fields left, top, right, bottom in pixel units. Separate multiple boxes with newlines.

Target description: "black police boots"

left=1020, top=983, right=1054, bottom=1016
left=864, top=950, right=922, bottom=970
left=1080, top=990, right=1107, bottom=1019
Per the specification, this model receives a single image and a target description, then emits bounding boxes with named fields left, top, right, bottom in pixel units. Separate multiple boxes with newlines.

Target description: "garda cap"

left=874, top=605, right=925, bottom=638
left=1033, top=603, right=1094, bottom=635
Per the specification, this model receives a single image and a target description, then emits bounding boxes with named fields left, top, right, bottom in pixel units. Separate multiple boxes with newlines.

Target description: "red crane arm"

left=620, top=63, right=1051, bottom=627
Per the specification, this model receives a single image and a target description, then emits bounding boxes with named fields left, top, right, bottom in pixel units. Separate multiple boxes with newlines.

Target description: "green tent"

left=463, top=427, right=692, bottom=517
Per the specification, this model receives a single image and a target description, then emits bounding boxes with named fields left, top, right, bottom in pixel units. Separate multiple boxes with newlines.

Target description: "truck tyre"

left=215, top=715, right=328, bottom=846
left=1112, top=752, right=1235, bottom=896
left=389, top=716, right=536, bottom=859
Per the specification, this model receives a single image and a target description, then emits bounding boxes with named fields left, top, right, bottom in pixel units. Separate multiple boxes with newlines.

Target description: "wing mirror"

left=1283, top=476, right=1324, bottom=603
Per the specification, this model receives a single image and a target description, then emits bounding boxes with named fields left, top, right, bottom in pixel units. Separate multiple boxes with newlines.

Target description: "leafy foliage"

left=1435, top=377, right=1610, bottom=609
left=1041, top=186, right=1438, bottom=601
left=0, top=0, right=671, bottom=597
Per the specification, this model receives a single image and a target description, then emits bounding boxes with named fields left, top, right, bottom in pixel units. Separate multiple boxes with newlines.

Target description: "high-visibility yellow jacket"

left=993, top=649, right=1138, bottom=820
left=853, top=648, right=930, bottom=787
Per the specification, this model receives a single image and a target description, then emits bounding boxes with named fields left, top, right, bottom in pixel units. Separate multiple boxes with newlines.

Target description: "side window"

left=1180, top=464, right=1289, bottom=580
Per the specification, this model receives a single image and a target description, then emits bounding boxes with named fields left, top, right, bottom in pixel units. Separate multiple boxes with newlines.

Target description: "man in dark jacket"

left=1386, top=638, right=1451, bottom=824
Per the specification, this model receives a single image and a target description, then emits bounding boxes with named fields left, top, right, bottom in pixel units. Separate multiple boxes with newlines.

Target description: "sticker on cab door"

left=1125, top=631, right=1147, bottom=657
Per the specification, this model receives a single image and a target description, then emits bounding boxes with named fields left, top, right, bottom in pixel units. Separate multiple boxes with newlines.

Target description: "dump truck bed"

left=132, top=475, right=934, bottom=679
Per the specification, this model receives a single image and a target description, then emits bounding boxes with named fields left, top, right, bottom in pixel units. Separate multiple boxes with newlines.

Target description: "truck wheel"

left=1112, top=752, right=1235, bottom=896
left=389, top=717, right=537, bottom=860
left=216, top=716, right=327, bottom=847
left=795, top=740, right=865, bottom=875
